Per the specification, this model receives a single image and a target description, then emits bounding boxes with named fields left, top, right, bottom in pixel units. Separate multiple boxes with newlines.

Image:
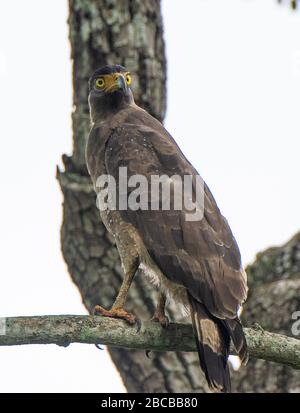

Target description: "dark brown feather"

left=103, top=111, right=247, bottom=319
left=86, top=101, right=248, bottom=392
left=188, top=294, right=231, bottom=392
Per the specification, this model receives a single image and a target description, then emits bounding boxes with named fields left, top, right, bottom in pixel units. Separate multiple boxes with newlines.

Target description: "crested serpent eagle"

left=86, top=65, right=248, bottom=393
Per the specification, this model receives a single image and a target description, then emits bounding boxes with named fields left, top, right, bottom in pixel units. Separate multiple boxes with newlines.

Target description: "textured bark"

left=2, top=317, right=300, bottom=370
left=59, top=0, right=300, bottom=393
left=59, top=0, right=209, bottom=393
left=232, top=233, right=300, bottom=392
left=69, top=0, right=166, bottom=173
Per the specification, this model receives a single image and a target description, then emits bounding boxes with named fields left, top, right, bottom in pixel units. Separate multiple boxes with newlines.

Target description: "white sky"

left=0, top=0, right=299, bottom=392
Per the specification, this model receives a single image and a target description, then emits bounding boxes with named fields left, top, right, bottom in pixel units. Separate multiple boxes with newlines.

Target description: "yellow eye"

left=95, top=77, right=105, bottom=89
left=125, top=74, right=132, bottom=85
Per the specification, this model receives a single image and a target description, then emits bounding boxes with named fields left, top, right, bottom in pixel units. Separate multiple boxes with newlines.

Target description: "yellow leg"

left=93, top=267, right=137, bottom=325
left=151, top=291, right=169, bottom=328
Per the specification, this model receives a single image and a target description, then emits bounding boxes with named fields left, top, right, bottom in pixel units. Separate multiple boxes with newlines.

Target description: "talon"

left=136, top=317, right=142, bottom=333
left=151, top=314, right=169, bottom=328
left=93, top=304, right=137, bottom=325
left=95, top=344, right=104, bottom=350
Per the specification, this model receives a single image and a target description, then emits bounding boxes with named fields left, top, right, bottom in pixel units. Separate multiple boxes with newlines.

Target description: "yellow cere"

left=95, top=72, right=132, bottom=91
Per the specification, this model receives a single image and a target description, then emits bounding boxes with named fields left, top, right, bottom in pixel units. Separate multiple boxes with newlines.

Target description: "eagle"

left=86, top=64, right=248, bottom=393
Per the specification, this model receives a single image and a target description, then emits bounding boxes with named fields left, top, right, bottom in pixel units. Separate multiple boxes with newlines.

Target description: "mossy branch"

left=0, top=315, right=299, bottom=370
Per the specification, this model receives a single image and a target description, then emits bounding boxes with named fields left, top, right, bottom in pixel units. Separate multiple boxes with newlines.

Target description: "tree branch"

left=0, top=315, right=299, bottom=369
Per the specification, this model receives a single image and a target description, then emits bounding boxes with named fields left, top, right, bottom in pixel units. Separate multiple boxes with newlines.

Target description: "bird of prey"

left=86, top=64, right=248, bottom=393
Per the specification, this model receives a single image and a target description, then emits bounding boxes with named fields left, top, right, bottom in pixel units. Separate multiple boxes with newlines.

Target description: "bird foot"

left=93, top=305, right=137, bottom=325
left=151, top=312, right=169, bottom=328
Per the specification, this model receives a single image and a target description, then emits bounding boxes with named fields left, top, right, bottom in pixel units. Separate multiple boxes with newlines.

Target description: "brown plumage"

left=86, top=65, right=248, bottom=392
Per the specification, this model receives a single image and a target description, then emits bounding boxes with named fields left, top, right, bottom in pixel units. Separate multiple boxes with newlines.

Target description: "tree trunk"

left=58, top=0, right=209, bottom=393
left=58, top=0, right=300, bottom=393
left=232, top=233, right=300, bottom=392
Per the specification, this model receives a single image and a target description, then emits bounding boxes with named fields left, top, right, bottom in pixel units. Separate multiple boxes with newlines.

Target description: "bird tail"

left=222, top=317, right=248, bottom=366
left=188, top=294, right=231, bottom=393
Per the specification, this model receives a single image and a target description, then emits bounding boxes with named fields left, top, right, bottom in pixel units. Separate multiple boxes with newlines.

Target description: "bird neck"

left=89, top=90, right=135, bottom=124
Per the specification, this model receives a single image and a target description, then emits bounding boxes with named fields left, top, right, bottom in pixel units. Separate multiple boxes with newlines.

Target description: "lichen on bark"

left=59, top=0, right=208, bottom=393
left=232, top=233, right=300, bottom=392
left=59, top=0, right=300, bottom=393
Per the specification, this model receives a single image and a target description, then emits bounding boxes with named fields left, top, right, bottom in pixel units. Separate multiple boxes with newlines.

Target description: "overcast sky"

left=0, top=0, right=299, bottom=392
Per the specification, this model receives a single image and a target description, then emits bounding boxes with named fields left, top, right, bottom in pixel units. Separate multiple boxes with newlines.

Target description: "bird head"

left=88, top=65, right=134, bottom=123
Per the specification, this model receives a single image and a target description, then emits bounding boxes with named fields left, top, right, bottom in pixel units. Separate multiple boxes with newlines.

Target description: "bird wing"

left=103, top=119, right=247, bottom=319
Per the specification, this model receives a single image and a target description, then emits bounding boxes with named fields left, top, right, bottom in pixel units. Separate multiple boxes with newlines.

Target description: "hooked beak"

left=106, top=74, right=127, bottom=93
left=116, top=74, right=126, bottom=91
